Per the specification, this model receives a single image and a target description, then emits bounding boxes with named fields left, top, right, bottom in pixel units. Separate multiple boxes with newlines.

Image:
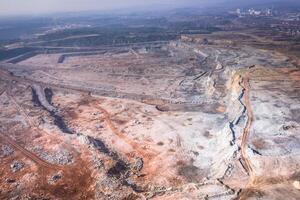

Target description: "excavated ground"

left=0, top=37, right=299, bottom=199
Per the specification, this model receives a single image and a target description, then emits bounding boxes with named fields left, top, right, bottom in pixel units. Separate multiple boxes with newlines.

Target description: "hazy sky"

left=1, top=0, right=294, bottom=16
left=0, top=0, right=215, bottom=16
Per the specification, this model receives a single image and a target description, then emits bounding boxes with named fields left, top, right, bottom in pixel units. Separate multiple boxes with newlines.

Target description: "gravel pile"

left=10, top=161, right=25, bottom=172
left=48, top=171, right=62, bottom=184
left=39, top=149, right=73, bottom=165
left=0, top=144, right=14, bottom=157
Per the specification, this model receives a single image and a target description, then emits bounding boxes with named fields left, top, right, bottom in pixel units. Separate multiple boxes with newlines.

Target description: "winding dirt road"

left=0, top=89, right=63, bottom=170
left=240, top=77, right=255, bottom=179
left=238, top=75, right=257, bottom=200
left=6, top=90, right=35, bottom=127
left=0, top=133, right=62, bottom=170
left=97, top=104, right=158, bottom=160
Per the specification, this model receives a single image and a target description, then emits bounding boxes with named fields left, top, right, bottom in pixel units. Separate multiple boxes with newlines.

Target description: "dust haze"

left=0, top=0, right=212, bottom=16
left=0, top=0, right=299, bottom=199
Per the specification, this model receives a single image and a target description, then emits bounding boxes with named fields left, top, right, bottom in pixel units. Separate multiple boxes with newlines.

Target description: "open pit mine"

left=0, top=16, right=300, bottom=200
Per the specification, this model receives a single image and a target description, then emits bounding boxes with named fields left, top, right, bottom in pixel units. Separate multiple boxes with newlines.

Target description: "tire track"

left=6, top=90, right=35, bottom=128
left=0, top=133, right=62, bottom=170
left=2, top=89, right=63, bottom=170
left=240, top=77, right=255, bottom=179
left=0, top=89, right=5, bottom=96
left=237, top=75, right=257, bottom=200
left=96, top=105, right=158, bottom=160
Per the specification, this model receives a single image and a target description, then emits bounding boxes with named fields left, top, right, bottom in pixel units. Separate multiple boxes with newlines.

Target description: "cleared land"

left=0, top=29, right=300, bottom=199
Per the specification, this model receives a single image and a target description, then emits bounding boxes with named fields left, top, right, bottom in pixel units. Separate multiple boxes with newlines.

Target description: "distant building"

left=230, top=7, right=273, bottom=17
left=266, top=9, right=272, bottom=16
left=248, top=8, right=261, bottom=16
